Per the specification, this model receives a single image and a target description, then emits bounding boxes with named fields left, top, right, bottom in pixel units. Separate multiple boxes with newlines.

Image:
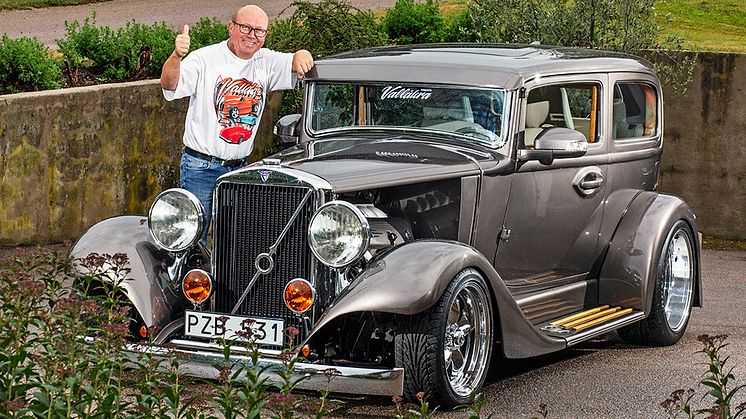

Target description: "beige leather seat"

left=524, top=101, right=549, bottom=147
left=613, top=98, right=643, bottom=139
left=420, top=96, right=474, bottom=127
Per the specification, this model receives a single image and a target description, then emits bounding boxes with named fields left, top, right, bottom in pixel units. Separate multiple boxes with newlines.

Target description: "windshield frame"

left=304, top=81, right=509, bottom=148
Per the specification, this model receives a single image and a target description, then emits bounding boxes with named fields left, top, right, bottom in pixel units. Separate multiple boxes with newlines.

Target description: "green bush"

left=451, top=0, right=693, bottom=92
left=267, top=0, right=387, bottom=59
left=0, top=35, right=64, bottom=94
left=0, top=250, right=343, bottom=417
left=188, top=17, right=229, bottom=52
left=264, top=0, right=388, bottom=139
left=57, top=15, right=175, bottom=84
left=381, top=0, right=446, bottom=45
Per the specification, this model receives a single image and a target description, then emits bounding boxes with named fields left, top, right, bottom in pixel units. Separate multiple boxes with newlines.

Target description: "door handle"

left=579, top=177, right=604, bottom=190
left=572, top=167, right=605, bottom=197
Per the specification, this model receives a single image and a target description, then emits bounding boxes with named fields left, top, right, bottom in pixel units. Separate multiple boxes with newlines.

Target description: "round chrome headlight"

left=308, top=201, right=370, bottom=268
left=148, top=188, right=204, bottom=252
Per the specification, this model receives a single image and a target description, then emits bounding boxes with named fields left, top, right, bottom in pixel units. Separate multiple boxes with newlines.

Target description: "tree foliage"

left=381, top=0, right=446, bottom=44
left=267, top=0, right=387, bottom=58
left=450, top=0, right=694, bottom=92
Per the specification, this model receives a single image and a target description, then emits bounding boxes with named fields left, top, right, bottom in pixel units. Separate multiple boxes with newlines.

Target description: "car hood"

left=236, top=137, right=498, bottom=192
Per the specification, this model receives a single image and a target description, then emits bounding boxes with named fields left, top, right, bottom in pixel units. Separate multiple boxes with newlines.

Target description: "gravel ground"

left=0, top=0, right=398, bottom=46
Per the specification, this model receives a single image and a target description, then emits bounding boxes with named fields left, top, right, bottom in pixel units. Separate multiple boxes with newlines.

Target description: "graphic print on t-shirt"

left=214, top=77, right=264, bottom=145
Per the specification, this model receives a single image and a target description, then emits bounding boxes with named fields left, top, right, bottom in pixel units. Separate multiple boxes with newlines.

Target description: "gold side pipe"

left=550, top=305, right=610, bottom=326
left=564, top=307, right=622, bottom=328
left=574, top=308, right=634, bottom=331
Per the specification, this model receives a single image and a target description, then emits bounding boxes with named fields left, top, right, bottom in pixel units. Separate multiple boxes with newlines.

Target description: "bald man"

left=160, top=5, right=314, bottom=245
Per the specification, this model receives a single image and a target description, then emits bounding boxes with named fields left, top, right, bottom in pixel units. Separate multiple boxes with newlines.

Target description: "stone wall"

left=0, top=80, right=281, bottom=246
left=658, top=52, right=746, bottom=240
left=0, top=51, right=744, bottom=245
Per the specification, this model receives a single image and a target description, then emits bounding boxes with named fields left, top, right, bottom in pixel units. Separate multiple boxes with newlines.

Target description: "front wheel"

left=395, top=269, right=494, bottom=409
left=619, top=220, right=696, bottom=346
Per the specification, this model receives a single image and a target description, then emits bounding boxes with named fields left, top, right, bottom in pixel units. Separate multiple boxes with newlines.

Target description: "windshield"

left=308, top=82, right=506, bottom=146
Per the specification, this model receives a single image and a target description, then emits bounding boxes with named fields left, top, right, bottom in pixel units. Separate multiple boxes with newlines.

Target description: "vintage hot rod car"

left=72, top=44, right=701, bottom=408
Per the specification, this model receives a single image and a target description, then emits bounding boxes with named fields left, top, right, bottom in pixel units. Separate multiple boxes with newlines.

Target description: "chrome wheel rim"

left=443, top=279, right=492, bottom=397
left=663, top=227, right=694, bottom=333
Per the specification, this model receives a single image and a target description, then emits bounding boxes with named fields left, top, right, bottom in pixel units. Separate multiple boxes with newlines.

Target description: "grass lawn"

left=0, top=0, right=107, bottom=11
left=434, top=0, right=746, bottom=53
left=656, top=0, right=746, bottom=52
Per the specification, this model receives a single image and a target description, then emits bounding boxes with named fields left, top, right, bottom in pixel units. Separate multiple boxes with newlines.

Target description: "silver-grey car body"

left=72, top=44, right=702, bottom=408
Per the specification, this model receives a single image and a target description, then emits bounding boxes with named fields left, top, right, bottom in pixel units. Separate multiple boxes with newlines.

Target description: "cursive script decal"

left=381, top=85, right=433, bottom=100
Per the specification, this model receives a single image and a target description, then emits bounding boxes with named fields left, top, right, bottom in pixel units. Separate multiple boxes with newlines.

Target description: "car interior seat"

left=524, top=101, right=550, bottom=147
left=420, top=95, right=474, bottom=127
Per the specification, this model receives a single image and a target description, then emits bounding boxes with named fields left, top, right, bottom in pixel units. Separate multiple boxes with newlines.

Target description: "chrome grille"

left=213, top=181, right=317, bottom=345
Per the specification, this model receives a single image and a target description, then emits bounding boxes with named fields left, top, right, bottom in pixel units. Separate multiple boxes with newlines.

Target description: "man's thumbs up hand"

left=175, top=25, right=190, bottom=58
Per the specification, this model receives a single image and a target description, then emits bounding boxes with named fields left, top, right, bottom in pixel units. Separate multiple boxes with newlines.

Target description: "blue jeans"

left=180, top=153, right=232, bottom=246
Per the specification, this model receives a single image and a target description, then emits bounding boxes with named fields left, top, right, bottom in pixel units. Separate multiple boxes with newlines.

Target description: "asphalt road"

left=327, top=249, right=746, bottom=418
left=0, top=0, right=398, bottom=46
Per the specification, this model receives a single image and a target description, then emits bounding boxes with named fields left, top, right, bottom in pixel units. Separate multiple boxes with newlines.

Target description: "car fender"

left=70, top=216, right=185, bottom=330
left=309, top=240, right=566, bottom=358
left=599, top=193, right=702, bottom=313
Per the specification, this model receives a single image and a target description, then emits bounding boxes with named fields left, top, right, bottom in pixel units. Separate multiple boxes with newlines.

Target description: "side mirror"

left=274, top=114, right=301, bottom=145
left=518, top=127, right=589, bottom=165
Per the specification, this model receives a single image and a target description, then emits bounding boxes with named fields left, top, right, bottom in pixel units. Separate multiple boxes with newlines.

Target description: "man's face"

left=228, top=9, right=268, bottom=59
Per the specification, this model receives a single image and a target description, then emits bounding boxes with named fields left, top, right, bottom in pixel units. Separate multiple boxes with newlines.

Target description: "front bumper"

left=126, top=339, right=404, bottom=396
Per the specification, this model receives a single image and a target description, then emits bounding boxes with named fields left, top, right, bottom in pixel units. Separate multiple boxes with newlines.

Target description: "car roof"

left=308, top=44, right=657, bottom=90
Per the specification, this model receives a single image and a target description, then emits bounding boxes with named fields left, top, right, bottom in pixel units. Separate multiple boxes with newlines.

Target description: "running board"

left=539, top=305, right=645, bottom=346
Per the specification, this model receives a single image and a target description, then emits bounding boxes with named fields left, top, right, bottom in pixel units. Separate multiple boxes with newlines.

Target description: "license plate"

left=184, top=311, right=284, bottom=346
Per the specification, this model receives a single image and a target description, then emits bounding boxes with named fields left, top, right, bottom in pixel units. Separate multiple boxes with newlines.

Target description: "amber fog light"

left=284, top=278, right=315, bottom=313
left=182, top=269, right=212, bottom=304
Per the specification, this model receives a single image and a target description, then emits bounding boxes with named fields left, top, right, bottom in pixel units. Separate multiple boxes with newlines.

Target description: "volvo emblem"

left=258, top=170, right=272, bottom=182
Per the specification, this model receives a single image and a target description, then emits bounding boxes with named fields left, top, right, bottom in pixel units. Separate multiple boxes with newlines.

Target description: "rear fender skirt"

left=70, top=216, right=187, bottom=329
left=309, top=240, right=566, bottom=358
left=599, top=193, right=702, bottom=313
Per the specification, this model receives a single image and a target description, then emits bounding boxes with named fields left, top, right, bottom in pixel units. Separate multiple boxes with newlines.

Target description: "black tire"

left=395, top=269, right=493, bottom=409
left=618, top=220, right=696, bottom=346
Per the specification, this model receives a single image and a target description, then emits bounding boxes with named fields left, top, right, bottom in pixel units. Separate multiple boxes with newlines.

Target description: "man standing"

left=160, top=4, right=314, bottom=244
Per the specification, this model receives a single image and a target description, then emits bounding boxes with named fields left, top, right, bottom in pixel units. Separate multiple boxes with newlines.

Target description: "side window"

left=612, top=82, right=657, bottom=140
left=311, top=84, right=355, bottom=131
left=524, top=83, right=600, bottom=147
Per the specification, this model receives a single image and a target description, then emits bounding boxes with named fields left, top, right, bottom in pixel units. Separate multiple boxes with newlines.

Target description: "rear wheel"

left=619, top=220, right=696, bottom=346
left=395, top=269, right=493, bottom=409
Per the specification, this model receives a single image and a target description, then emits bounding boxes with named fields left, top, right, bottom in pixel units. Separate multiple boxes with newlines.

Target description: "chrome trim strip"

left=218, top=165, right=333, bottom=190
left=167, top=339, right=284, bottom=357
left=124, top=342, right=404, bottom=397
left=564, top=311, right=645, bottom=346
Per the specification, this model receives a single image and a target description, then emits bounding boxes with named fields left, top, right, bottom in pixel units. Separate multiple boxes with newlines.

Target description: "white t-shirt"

left=163, top=41, right=295, bottom=160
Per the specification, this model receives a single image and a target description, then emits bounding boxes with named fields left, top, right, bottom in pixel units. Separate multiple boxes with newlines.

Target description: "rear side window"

left=612, top=82, right=657, bottom=140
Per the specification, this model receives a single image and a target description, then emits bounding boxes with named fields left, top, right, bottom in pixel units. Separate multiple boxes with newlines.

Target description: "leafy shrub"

left=452, top=0, right=693, bottom=92
left=265, top=0, right=388, bottom=142
left=0, top=250, right=344, bottom=417
left=188, top=17, right=229, bottom=52
left=381, top=0, right=446, bottom=45
left=0, top=35, right=64, bottom=94
left=57, top=15, right=175, bottom=84
left=267, top=0, right=387, bottom=59
left=662, top=334, right=746, bottom=418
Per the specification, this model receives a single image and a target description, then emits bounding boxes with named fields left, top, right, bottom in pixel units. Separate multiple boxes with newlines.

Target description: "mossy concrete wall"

left=659, top=52, right=746, bottom=240
left=0, top=80, right=281, bottom=246
left=0, top=52, right=745, bottom=245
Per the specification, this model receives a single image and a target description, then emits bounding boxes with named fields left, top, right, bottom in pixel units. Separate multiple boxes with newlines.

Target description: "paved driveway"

left=0, top=0, right=397, bottom=46
left=330, top=249, right=746, bottom=418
